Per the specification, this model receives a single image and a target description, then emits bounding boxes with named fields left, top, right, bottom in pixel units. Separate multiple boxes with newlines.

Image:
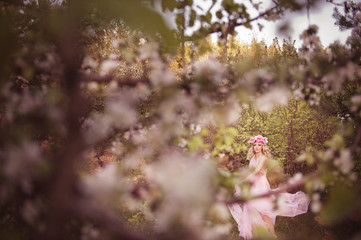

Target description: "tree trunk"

left=222, top=33, right=228, bottom=62
left=181, top=1, right=186, bottom=70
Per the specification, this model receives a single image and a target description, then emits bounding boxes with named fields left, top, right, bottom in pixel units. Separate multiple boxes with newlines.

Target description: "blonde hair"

left=246, top=144, right=271, bottom=160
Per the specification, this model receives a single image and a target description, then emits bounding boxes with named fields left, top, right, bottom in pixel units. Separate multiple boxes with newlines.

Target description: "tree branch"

left=224, top=169, right=321, bottom=205
left=42, top=19, right=86, bottom=240
left=72, top=200, right=148, bottom=240
left=80, top=72, right=151, bottom=86
left=350, top=123, right=361, bottom=153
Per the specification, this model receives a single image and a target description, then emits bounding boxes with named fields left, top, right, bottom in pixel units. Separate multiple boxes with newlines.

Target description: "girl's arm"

left=244, top=156, right=267, bottom=181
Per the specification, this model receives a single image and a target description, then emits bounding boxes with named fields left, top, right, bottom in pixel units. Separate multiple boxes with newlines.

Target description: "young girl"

left=228, top=135, right=310, bottom=239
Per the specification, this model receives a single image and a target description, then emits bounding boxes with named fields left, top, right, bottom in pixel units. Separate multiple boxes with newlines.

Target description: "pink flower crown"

left=248, top=135, right=268, bottom=145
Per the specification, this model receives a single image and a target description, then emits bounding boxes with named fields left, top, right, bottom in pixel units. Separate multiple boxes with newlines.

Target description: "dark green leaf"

left=216, top=10, right=223, bottom=20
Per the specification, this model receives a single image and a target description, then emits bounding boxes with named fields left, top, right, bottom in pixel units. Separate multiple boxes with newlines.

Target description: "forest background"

left=0, top=0, right=361, bottom=240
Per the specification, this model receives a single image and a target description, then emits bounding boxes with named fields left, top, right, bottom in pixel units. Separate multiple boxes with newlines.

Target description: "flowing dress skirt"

left=228, top=157, right=310, bottom=239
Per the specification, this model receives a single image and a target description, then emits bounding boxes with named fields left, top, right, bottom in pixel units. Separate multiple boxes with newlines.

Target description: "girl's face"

left=253, top=142, right=262, bottom=153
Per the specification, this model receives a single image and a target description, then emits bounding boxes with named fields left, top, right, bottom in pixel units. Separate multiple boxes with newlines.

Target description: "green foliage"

left=320, top=184, right=358, bottom=224
left=187, top=135, right=204, bottom=152
left=227, top=99, right=339, bottom=175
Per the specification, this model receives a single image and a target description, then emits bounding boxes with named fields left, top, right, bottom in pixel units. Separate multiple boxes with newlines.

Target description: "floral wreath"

left=248, top=135, right=268, bottom=145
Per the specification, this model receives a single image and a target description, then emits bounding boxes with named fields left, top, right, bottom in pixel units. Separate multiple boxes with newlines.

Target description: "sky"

left=157, top=0, right=356, bottom=49
left=233, top=0, right=354, bottom=48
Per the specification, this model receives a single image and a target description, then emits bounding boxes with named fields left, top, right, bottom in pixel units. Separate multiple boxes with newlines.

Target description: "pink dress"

left=228, top=156, right=310, bottom=239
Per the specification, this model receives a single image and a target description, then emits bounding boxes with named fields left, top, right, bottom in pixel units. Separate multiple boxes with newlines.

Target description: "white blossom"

left=312, top=193, right=320, bottom=201
left=82, top=56, right=98, bottom=70
left=99, top=59, right=118, bottom=76
left=293, top=87, right=305, bottom=100
left=4, top=142, right=43, bottom=193
left=110, top=140, right=125, bottom=156
left=312, top=180, right=326, bottom=191
left=112, top=39, right=124, bottom=48
left=311, top=200, right=322, bottom=213
left=145, top=151, right=214, bottom=231
left=255, top=87, right=291, bottom=112
left=288, top=172, right=303, bottom=185
left=106, top=99, right=137, bottom=129
left=242, top=68, right=274, bottom=92
left=5, top=90, right=44, bottom=120
left=193, top=56, right=227, bottom=85
left=121, top=149, right=145, bottom=169
left=205, top=223, right=232, bottom=237
left=149, top=63, right=176, bottom=86
left=334, top=149, right=354, bottom=174
left=21, top=199, right=41, bottom=224
left=123, top=131, right=130, bottom=140
left=178, top=138, right=188, bottom=148
left=208, top=203, right=231, bottom=222
left=347, top=26, right=361, bottom=46
left=299, top=25, right=323, bottom=61
left=321, top=72, right=345, bottom=94
left=138, top=42, right=159, bottom=60
left=190, top=123, right=202, bottom=134
left=224, top=100, right=242, bottom=124
left=349, top=172, right=357, bottom=181
left=82, top=114, right=113, bottom=145
left=83, top=26, right=96, bottom=37
left=87, top=82, right=98, bottom=91
left=81, top=225, right=100, bottom=240
left=351, top=95, right=361, bottom=105
left=82, top=163, right=129, bottom=206
left=324, top=149, right=334, bottom=162
left=131, top=128, right=149, bottom=145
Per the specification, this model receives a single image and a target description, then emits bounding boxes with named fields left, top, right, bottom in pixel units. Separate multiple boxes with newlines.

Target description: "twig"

left=235, top=5, right=279, bottom=27
left=206, top=4, right=280, bottom=35
left=207, top=0, right=217, bottom=13
left=326, top=0, right=344, bottom=7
